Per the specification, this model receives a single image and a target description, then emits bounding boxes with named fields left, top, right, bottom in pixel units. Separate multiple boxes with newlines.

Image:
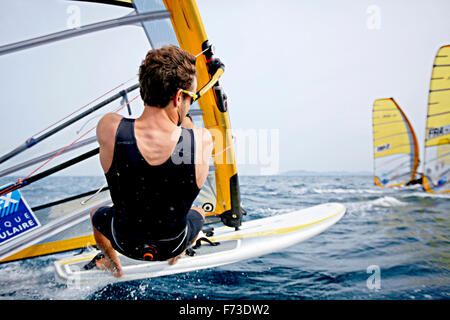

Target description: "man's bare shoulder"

left=98, top=113, right=122, bottom=128
left=97, top=113, right=123, bottom=144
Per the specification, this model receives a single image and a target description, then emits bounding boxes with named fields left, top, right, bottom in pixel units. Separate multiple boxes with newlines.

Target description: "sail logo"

left=376, top=143, right=390, bottom=153
left=428, top=125, right=450, bottom=139
left=0, top=192, right=19, bottom=217
left=0, top=186, right=40, bottom=245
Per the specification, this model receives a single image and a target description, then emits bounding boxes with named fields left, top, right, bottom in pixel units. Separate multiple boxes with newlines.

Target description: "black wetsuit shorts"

left=92, top=206, right=204, bottom=261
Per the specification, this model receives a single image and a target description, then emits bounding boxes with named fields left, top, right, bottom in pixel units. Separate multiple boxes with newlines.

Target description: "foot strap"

left=185, top=237, right=221, bottom=257
left=192, top=237, right=220, bottom=249
left=83, top=252, right=105, bottom=270
left=185, top=247, right=196, bottom=257
left=202, top=227, right=214, bottom=237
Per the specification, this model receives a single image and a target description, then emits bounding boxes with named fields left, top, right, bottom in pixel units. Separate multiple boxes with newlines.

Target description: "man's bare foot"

left=168, top=250, right=186, bottom=265
left=95, top=255, right=123, bottom=278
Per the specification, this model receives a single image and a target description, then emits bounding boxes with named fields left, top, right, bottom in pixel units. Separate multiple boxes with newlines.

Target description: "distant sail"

left=422, top=45, right=450, bottom=194
left=372, top=98, right=420, bottom=187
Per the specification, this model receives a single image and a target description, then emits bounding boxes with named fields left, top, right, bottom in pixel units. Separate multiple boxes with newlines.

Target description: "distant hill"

left=280, top=170, right=372, bottom=176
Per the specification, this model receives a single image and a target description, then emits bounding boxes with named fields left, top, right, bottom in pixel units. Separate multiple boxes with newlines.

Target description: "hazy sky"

left=0, top=0, right=449, bottom=176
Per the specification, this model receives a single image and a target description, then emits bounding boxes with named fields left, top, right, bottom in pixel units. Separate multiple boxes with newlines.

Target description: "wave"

left=345, top=196, right=408, bottom=216
left=312, top=188, right=383, bottom=194
left=405, top=192, right=450, bottom=199
left=369, top=196, right=407, bottom=207
left=250, top=207, right=296, bottom=218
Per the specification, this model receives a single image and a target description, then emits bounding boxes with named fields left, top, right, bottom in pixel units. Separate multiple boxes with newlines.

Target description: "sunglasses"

left=180, top=89, right=198, bottom=105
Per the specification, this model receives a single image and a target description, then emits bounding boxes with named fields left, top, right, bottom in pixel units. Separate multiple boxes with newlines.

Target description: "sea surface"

left=0, top=175, right=448, bottom=300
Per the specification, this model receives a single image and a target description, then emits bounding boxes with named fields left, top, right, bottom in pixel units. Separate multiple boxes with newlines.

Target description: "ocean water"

left=0, top=175, right=448, bottom=300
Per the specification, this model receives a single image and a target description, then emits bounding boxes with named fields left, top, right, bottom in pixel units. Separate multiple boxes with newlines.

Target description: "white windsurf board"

left=54, top=202, right=345, bottom=285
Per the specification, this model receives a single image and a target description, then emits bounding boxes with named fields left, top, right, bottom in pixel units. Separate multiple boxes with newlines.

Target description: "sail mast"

left=0, top=11, right=170, bottom=56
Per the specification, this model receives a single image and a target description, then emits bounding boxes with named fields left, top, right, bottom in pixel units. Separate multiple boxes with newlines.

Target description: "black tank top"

left=105, top=118, right=200, bottom=241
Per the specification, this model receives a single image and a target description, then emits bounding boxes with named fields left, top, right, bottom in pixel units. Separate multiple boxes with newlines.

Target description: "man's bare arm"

left=96, top=113, right=122, bottom=173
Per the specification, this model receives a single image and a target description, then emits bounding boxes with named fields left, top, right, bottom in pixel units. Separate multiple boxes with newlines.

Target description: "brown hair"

left=138, top=45, right=197, bottom=108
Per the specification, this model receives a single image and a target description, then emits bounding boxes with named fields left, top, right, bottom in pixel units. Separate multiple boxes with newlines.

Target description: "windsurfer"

left=406, top=172, right=424, bottom=186
left=90, top=45, right=213, bottom=277
left=406, top=177, right=423, bottom=186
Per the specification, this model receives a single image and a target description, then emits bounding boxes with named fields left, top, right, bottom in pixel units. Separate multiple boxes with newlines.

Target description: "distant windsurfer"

left=90, top=45, right=213, bottom=277
left=405, top=177, right=423, bottom=186
left=406, top=172, right=424, bottom=186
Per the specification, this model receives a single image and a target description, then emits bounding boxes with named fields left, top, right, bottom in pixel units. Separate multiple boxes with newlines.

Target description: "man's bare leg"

left=90, top=208, right=123, bottom=277
left=168, top=207, right=206, bottom=265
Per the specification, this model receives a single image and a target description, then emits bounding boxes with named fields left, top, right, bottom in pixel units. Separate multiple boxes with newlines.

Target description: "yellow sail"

left=372, top=98, right=419, bottom=187
left=422, top=45, right=450, bottom=194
